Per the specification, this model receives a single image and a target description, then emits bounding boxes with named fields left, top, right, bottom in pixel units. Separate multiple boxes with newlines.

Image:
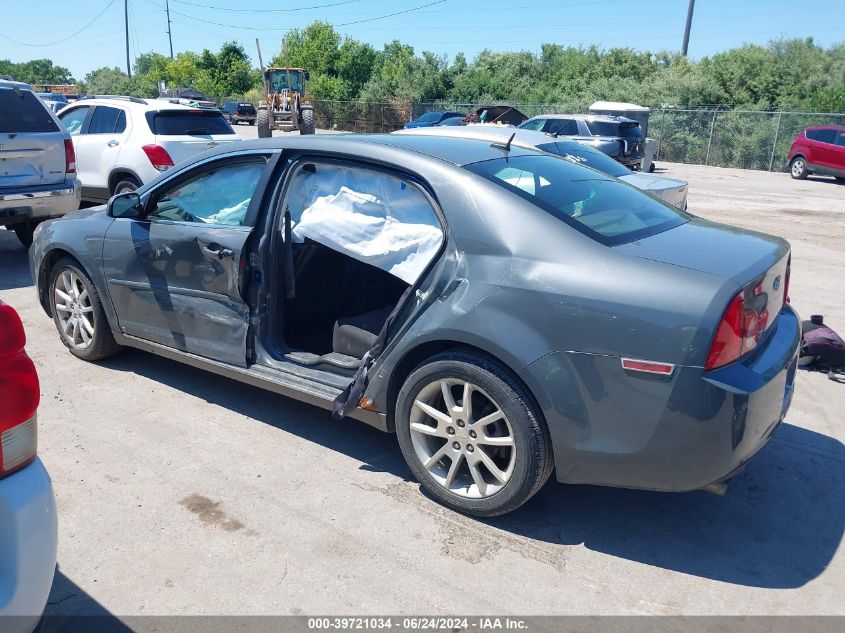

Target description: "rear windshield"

left=238, top=104, right=256, bottom=113
left=0, top=89, right=59, bottom=133
left=465, top=155, right=688, bottom=246
left=146, top=110, right=234, bottom=135
left=416, top=112, right=443, bottom=123
left=586, top=120, right=642, bottom=138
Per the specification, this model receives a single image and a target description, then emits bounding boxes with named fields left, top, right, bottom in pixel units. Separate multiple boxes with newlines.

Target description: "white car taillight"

left=0, top=302, right=39, bottom=479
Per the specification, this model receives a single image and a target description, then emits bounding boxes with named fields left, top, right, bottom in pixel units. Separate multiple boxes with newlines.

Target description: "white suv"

left=57, top=96, right=240, bottom=203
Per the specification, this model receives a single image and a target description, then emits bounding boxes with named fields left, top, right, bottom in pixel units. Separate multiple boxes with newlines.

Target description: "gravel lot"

left=1, top=156, right=843, bottom=619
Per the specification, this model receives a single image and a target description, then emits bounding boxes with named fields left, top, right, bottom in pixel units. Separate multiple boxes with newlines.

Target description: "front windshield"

left=268, top=71, right=304, bottom=93
left=465, top=155, right=688, bottom=246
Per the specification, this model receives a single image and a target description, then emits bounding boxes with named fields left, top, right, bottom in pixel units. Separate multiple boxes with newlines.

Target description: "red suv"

left=787, top=125, right=845, bottom=181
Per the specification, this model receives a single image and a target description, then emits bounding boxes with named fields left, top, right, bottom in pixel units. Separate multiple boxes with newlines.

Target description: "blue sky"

left=1, top=0, right=843, bottom=80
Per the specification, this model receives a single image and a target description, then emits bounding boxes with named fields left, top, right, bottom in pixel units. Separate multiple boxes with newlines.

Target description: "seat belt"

left=332, top=285, right=414, bottom=419
left=284, top=207, right=296, bottom=299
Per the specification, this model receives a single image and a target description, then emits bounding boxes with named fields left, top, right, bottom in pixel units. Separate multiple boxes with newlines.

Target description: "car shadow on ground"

left=102, top=348, right=844, bottom=591
left=42, top=568, right=131, bottom=631
left=0, top=229, right=32, bottom=291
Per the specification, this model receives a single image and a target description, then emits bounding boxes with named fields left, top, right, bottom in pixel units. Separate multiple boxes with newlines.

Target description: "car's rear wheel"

left=395, top=351, right=553, bottom=517
left=790, top=157, right=808, bottom=179
left=112, top=175, right=142, bottom=196
left=49, top=258, right=121, bottom=361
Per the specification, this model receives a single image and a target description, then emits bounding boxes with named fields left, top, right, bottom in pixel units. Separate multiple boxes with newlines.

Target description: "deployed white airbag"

left=287, top=165, right=443, bottom=284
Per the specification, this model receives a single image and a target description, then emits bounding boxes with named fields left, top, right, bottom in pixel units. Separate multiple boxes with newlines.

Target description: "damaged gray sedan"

left=30, top=134, right=799, bottom=517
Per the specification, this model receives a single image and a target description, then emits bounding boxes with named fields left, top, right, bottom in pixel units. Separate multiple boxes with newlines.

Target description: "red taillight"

left=142, top=144, right=175, bottom=171
left=705, top=293, right=744, bottom=370
left=64, top=139, right=76, bottom=174
left=0, top=303, right=39, bottom=478
left=704, top=290, right=771, bottom=371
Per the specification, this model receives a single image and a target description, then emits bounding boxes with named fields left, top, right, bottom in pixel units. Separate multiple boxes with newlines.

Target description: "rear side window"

left=544, top=119, right=579, bottom=136
left=0, top=89, right=59, bottom=133
left=466, top=154, right=689, bottom=246
left=88, top=106, right=126, bottom=134
left=836, top=131, right=845, bottom=147
left=146, top=111, right=234, bottom=135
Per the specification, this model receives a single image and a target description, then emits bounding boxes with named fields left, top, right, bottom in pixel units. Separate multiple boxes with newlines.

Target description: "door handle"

left=107, top=140, right=120, bottom=147
left=202, top=243, right=234, bottom=259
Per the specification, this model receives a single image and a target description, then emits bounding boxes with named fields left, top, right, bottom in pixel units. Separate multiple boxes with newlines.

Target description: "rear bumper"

left=521, top=304, right=801, bottom=491
left=0, top=458, right=58, bottom=630
left=0, top=179, right=81, bottom=226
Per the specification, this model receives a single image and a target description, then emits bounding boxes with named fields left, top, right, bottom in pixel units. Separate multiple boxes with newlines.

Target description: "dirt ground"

left=0, top=161, right=843, bottom=619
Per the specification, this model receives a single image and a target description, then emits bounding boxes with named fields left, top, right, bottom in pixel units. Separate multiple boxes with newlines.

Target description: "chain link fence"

left=653, top=108, right=845, bottom=172
left=229, top=96, right=844, bottom=172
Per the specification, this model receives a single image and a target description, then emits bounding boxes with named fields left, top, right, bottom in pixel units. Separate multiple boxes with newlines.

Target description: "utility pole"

left=681, top=0, right=696, bottom=56
left=165, top=0, right=174, bottom=58
left=124, top=0, right=131, bottom=76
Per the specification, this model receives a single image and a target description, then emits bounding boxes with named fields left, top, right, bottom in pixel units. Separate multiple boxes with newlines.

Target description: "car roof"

left=64, top=96, right=215, bottom=113
left=201, top=133, right=543, bottom=168
left=805, top=124, right=845, bottom=131
left=0, top=79, right=33, bottom=90
left=527, top=113, right=637, bottom=124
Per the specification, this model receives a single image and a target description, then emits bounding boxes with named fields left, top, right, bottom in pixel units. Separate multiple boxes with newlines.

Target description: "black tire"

left=395, top=351, right=553, bottom=517
left=256, top=108, right=271, bottom=138
left=112, top=175, right=141, bottom=196
left=12, top=221, right=40, bottom=248
left=300, top=106, right=315, bottom=135
left=249, top=120, right=255, bottom=126
left=835, top=177, right=845, bottom=184
left=790, top=156, right=808, bottom=180
left=48, top=257, right=121, bottom=361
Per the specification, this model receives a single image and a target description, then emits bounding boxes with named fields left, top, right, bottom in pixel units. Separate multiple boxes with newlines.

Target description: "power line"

left=0, top=0, right=118, bottom=47
left=143, top=0, right=449, bottom=31
left=171, top=0, right=364, bottom=12
left=336, top=0, right=447, bottom=26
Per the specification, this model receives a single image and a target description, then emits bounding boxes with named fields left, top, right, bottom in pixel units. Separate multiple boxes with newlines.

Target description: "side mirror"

left=304, top=71, right=310, bottom=81
left=108, top=191, right=141, bottom=218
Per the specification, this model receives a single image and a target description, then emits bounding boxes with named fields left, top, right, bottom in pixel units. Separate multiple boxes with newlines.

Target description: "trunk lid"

left=617, top=217, right=791, bottom=343
left=146, top=109, right=240, bottom=167
left=615, top=217, right=789, bottom=285
left=0, top=87, right=66, bottom=188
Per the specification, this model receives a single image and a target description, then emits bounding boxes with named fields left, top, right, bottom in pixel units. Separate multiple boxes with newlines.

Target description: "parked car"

left=787, top=125, right=845, bottom=181
left=220, top=101, right=257, bottom=126
left=465, top=105, right=528, bottom=126
left=404, top=111, right=464, bottom=129
left=36, top=92, right=68, bottom=113
left=56, top=96, right=240, bottom=203
left=30, top=134, right=799, bottom=517
left=394, top=125, right=689, bottom=209
left=0, top=300, right=58, bottom=633
left=1, top=79, right=81, bottom=247
left=520, top=114, right=645, bottom=168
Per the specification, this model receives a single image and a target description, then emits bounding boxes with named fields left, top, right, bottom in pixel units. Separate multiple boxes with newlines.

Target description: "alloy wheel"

left=409, top=378, right=516, bottom=498
left=54, top=270, right=95, bottom=350
left=791, top=159, right=805, bottom=177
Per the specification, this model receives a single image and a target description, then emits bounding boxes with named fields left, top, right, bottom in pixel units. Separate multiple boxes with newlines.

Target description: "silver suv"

left=0, top=80, right=81, bottom=246
left=520, top=114, right=645, bottom=169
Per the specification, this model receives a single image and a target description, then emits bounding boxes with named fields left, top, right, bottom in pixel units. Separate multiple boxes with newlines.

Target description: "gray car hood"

left=615, top=217, right=788, bottom=285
